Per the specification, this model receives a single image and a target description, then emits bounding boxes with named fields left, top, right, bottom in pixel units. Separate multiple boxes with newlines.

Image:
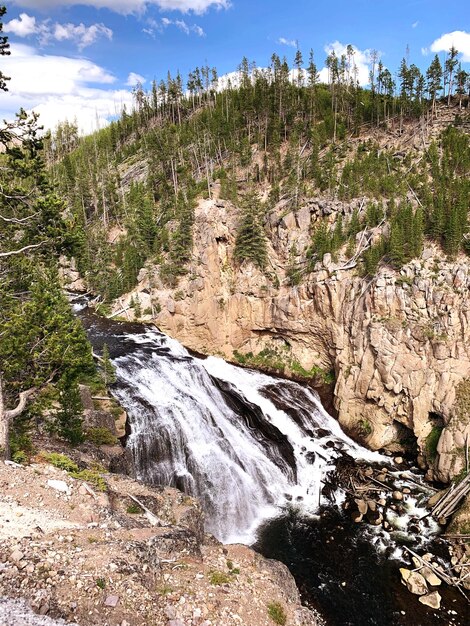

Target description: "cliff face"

left=110, top=193, right=470, bottom=483
left=0, top=452, right=322, bottom=626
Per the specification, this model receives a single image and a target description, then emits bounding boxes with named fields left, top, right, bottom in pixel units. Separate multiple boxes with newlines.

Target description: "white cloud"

left=4, top=12, right=37, bottom=37
left=174, top=19, right=190, bottom=34
left=192, top=24, right=205, bottom=37
left=11, top=0, right=230, bottom=16
left=126, top=72, right=146, bottom=86
left=155, top=0, right=229, bottom=12
left=30, top=89, right=133, bottom=134
left=319, top=41, right=374, bottom=86
left=278, top=37, right=296, bottom=48
left=5, top=12, right=113, bottom=50
left=144, top=16, right=205, bottom=37
left=0, top=43, right=130, bottom=134
left=53, top=22, right=113, bottom=50
left=412, top=21, right=419, bottom=29
left=429, top=31, right=470, bottom=62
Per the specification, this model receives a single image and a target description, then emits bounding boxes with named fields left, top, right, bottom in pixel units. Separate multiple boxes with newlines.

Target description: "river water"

left=77, top=305, right=468, bottom=626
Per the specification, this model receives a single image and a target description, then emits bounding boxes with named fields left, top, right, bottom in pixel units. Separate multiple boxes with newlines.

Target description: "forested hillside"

left=46, top=48, right=470, bottom=303
left=2, top=2, right=470, bottom=476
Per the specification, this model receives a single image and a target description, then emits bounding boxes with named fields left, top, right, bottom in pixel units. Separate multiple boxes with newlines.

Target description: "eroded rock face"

left=111, top=197, right=470, bottom=482
left=0, top=458, right=324, bottom=626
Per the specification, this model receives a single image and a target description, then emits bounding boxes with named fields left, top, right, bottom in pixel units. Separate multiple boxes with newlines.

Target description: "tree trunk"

left=0, top=373, right=10, bottom=460
left=0, top=372, right=37, bottom=461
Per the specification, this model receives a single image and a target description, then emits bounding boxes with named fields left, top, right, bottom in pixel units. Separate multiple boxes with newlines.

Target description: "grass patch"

left=425, top=426, right=443, bottom=461
left=42, top=452, right=107, bottom=491
left=209, top=571, right=231, bottom=586
left=267, top=602, right=287, bottom=625
left=234, top=344, right=335, bottom=384
left=452, top=468, right=469, bottom=485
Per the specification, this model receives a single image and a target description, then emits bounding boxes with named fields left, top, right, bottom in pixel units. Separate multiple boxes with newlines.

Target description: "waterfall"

left=89, top=319, right=380, bottom=543
left=75, top=305, right=464, bottom=626
left=77, top=306, right=439, bottom=548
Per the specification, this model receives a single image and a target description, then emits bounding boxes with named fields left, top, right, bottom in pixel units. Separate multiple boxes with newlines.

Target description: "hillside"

left=50, top=65, right=470, bottom=486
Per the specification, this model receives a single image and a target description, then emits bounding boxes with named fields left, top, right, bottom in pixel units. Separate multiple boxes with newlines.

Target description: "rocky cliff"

left=0, top=450, right=322, bottom=626
left=104, top=190, right=470, bottom=484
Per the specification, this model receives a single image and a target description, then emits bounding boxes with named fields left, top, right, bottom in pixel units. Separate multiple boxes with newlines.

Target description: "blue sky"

left=1, top=0, right=469, bottom=133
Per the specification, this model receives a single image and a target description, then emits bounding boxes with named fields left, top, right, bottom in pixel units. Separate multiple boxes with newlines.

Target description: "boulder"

left=418, top=591, right=441, bottom=609
left=47, top=480, right=71, bottom=496
left=405, top=571, right=428, bottom=595
left=421, top=566, right=441, bottom=587
left=355, top=499, right=368, bottom=515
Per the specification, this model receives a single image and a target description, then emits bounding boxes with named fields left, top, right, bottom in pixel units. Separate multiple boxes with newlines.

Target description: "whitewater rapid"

left=99, top=325, right=391, bottom=543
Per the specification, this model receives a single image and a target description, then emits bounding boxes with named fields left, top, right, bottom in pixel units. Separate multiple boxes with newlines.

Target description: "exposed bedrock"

left=103, top=196, right=470, bottom=483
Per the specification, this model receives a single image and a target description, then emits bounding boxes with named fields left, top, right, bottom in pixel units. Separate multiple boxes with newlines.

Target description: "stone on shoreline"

left=418, top=591, right=441, bottom=609
left=400, top=569, right=428, bottom=595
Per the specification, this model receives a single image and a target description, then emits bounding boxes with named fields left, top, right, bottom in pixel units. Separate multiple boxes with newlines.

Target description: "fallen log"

left=403, top=546, right=469, bottom=603
left=431, top=473, right=470, bottom=519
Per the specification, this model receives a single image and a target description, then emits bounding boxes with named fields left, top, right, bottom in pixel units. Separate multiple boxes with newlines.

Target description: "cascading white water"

left=108, top=326, right=392, bottom=543
left=75, top=305, right=464, bottom=626
left=111, top=330, right=290, bottom=542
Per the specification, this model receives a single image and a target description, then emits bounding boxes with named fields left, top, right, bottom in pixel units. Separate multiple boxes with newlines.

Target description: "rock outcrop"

left=110, top=195, right=470, bottom=482
left=0, top=458, right=323, bottom=626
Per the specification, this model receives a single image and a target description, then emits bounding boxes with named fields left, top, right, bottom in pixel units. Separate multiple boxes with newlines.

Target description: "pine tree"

left=101, top=344, right=116, bottom=386
left=444, top=46, right=459, bottom=105
left=54, top=381, right=84, bottom=446
left=426, top=55, right=443, bottom=118
left=294, top=48, right=303, bottom=88
left=234, top=192, right=268, bottom=269
left=0, top=6, right=10, bottom=92
left=389, top=218, right=405, bottom=267
left=0, top=21, right=95, bottom=457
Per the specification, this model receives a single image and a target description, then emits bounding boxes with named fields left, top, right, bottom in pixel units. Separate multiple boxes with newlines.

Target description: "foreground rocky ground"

left=0, top=456, right=323, bottom=626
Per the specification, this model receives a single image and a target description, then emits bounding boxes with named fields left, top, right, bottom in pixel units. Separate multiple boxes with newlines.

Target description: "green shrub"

left=12, top=450, right=28, bottom=465
left=267, top=602, right=287, bottom=625
left=85, top=427, right=118, bottom=446
left=209, top=571, right=231, bottom=585
left=126, top=503, right=142, bottom=514
left=42, top=452, right=107, bottom=491
left=425, top=425, right=443, bottom=461
left=73, top=469, right=107, bottom=492
left=358, top=419, right=373, bottom=437
left=44, top=452, right=79, bottom=473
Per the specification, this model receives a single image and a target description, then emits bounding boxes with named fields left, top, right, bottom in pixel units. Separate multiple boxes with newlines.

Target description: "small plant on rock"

left=209, top=570, right=231, bottom=585
left=85, top=427, right=117, bottom=446
left=126, top=503, right=142, bottom=514
left=267, top=601, right=287, bottom=625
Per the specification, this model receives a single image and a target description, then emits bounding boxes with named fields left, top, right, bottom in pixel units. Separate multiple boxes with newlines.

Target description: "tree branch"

left=4, top=369, right=57, bottom=421
left=4, top=387, right=37, bottom=420
left=0, top=211, right=38, bottom=224
left=0, top=241, right=46, bottom=258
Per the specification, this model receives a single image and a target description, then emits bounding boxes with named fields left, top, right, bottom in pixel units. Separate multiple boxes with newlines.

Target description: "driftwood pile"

left=403, top=546, right=470, bottom=604
left=431, top=473, right=470, bottom=521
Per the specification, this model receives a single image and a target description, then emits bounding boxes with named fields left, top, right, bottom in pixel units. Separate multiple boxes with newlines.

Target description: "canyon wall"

left=106, top=194, right=470, bottom=482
